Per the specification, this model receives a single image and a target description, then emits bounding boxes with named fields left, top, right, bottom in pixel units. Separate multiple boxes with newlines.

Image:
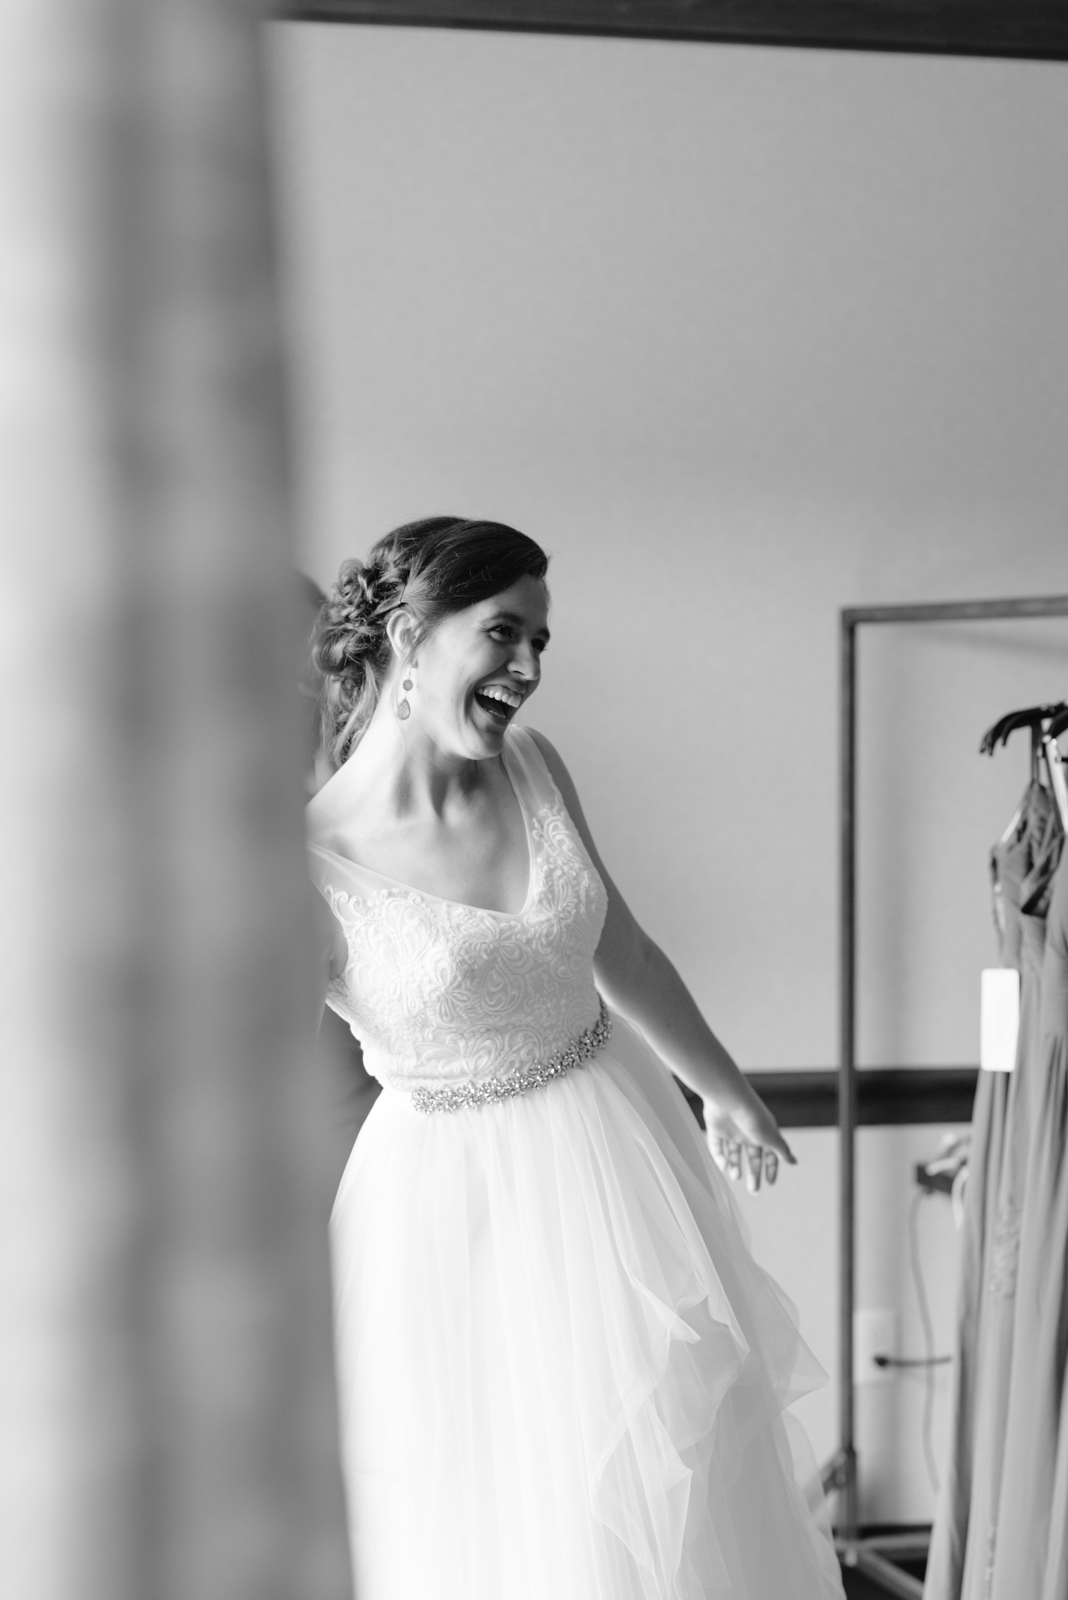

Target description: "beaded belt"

left=410, top=999, right=612, bottom=1114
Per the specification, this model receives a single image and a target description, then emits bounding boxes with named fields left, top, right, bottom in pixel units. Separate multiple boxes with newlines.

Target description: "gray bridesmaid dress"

left=990, top=839, right=1068, bottom=1600
left=925, top=782, right=1062, bottom=1600
left=924, top=796, right=1024, bottom=1599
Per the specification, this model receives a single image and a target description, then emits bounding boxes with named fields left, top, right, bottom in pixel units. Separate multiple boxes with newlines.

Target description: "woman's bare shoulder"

left=524, top=727, right=572, bottom=790
left=305, top=753, right=370, bottom=855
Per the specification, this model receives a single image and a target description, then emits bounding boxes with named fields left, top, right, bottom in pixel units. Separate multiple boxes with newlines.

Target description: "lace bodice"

left=307, top=727, right=608, bottom=1095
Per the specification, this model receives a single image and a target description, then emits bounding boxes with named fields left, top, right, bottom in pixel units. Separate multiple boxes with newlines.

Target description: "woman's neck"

left=340, top=709, right=489, bottom=823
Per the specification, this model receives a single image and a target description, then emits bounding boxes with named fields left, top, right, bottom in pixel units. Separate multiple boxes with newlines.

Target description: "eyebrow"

left=488, top=609, right=551, bottom=641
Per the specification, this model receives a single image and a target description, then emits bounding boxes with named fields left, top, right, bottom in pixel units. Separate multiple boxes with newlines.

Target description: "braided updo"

left=315, top=516, right=549, bottom=766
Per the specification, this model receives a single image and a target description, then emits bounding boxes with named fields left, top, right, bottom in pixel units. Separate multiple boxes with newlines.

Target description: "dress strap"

left=306, top=842, right=337, bottom=903
left=505, top=725, right=564, bottom=814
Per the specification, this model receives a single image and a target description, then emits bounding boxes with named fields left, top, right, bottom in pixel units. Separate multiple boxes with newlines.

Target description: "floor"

left=840, top=1566, right=914, bottom=1599
left=838, top=1547, right=927, bottom=1598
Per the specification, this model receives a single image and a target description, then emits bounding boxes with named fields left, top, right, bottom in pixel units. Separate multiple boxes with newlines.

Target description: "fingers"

left=710, top=1135, right=743, bottom=1182
left=753, top=1121, right=796, bottom=1167
left=742, top=1144, right=783, bottom=1192
left=705, top=1100, right=795, bottom=1193
left=707, top=1131, right=784, bottom=1192
left=734, top=1106, right=797, bottom=1168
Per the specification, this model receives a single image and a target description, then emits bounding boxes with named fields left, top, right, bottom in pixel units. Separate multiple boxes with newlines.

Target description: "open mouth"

left=473, top=685, right=523, bottom=725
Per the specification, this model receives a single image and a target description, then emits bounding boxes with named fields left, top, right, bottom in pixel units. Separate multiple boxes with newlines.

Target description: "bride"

left=306, top=516, right=844, bottom=1600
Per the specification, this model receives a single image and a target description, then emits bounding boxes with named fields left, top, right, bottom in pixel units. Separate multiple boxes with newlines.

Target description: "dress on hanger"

left=926, top=781, right=1063, bottom=1600
left=1040, top=1343, right=1068, bottom=1600
left=923, top=792, right=1028, bottom=1600
left=991, top=833, right=1068, bottom=1600
left=308, top=725, right=844, bottom=1600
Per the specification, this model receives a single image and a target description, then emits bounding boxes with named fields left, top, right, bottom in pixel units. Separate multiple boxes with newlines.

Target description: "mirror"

left=264, top=9, right=1068, bottom=1563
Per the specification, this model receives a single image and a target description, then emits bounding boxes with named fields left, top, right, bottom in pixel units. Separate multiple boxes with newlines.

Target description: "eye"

left=488, top=625, right=515, bottom=642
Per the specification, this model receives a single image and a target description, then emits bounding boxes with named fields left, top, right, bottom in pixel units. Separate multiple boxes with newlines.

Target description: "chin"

left=465, top=719, right=509, bottom=756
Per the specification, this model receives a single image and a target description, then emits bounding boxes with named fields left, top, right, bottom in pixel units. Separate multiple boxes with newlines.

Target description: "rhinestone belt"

left=410, top=999, right=612, bottom=1114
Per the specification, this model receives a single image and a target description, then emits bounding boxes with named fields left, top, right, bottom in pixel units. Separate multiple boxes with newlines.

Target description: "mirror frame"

left=275, top=0, right=1068, bottom=61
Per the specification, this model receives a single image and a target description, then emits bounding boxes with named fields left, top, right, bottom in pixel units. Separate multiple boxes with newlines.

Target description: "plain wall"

left=265, top=22, right=1068, bottom=1522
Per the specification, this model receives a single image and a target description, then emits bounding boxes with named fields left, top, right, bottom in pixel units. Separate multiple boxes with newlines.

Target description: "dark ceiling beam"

left=273, top=0, right=1068, bottom=62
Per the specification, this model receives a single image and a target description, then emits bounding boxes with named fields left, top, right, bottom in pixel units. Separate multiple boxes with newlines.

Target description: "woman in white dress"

left=307, top=517, right=844, bottom=1600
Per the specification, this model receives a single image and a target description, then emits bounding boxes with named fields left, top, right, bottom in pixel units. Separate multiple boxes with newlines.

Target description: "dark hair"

left=315, top=516, right=549, bottom=765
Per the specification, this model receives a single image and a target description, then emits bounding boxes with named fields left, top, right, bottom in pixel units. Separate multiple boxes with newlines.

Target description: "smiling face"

left=401, top=574, right=550, bottom=759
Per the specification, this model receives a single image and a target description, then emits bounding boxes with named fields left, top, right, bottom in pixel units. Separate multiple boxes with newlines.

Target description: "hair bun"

left=341, top=558, right=386, bottom=619
left=316, top=557, right=394, bottom=683
left=341, top=555, right=391, bottom=616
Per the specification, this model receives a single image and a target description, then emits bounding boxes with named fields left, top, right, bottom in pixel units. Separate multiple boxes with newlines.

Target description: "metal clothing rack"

left=828, top=595, right=1068, bottom=1599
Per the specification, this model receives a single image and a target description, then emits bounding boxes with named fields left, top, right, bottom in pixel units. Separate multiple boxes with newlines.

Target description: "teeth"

left=478, top=686, right=522, bottom=708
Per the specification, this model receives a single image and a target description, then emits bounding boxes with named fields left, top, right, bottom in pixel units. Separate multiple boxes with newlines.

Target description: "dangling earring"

left=396, top=670, right=414, bottom=721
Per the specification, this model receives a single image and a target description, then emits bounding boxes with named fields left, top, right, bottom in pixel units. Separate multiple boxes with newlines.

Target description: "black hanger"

left=979, top=702, right=1068, bottom=758
left=1048, top=705, right=1068, bottom=742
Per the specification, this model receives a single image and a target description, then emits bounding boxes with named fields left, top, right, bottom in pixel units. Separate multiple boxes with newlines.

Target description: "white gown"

left=308, top=726, right=844, bottom=1600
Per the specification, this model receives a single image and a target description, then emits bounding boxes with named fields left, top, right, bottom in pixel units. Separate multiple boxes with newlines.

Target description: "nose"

left=509, top=639, right=541, bottom=684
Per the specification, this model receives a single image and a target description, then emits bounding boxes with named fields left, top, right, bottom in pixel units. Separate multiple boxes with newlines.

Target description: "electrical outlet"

left=854, top=1309, right=899, bottom=1385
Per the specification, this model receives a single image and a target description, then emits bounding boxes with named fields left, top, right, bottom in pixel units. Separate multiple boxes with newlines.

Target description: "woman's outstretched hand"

left=703, top=1091, right=797, bottom=1194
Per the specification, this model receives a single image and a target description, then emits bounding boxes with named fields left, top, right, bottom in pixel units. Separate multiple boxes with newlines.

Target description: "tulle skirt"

left=330, top=1011, right=844, bottom=1600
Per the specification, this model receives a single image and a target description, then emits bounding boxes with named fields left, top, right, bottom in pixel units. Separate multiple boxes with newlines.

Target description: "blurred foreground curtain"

left=0, top=2, right=352, bottom=1597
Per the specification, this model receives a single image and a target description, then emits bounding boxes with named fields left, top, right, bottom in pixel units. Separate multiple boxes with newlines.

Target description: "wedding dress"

left=308, top=725, right=844, bottom=1600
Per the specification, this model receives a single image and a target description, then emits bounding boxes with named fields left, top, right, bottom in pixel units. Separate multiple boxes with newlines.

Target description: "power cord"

left=868, top=1190, right=949, bottom=1497
left=873, top=1355, right=951, bottom=1369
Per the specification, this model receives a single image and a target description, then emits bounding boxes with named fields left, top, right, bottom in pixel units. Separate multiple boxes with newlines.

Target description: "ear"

left=384, top=607, right=417, bottom=667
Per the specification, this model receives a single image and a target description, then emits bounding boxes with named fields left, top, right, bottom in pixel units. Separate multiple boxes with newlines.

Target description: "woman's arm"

left=529, top=730, right=795, bottom=1192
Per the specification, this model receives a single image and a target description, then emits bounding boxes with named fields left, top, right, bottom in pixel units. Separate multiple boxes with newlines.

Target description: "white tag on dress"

left=980, top=968, right=1020, bottom=1073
